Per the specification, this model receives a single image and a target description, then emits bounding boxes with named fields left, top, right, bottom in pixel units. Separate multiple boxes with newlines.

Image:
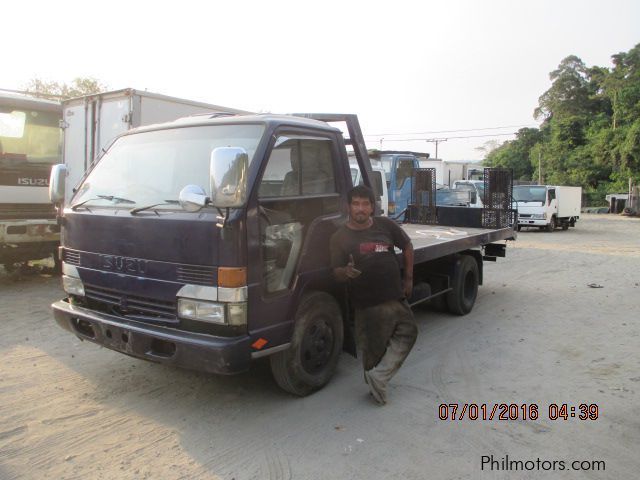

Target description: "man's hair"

left=348, top=185, right=375, bottom=205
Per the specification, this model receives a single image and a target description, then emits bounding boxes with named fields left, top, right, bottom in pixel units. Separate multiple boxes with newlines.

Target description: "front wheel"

left=270, top=291, right=343, bottom=396
left=546, top=216, right=556, bottom=232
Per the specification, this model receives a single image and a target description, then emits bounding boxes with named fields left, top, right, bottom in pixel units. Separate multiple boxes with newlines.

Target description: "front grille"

left=84, top=285, right=177, bottom=321
left=518, top=214, right=531, bottom=218
left=63, top=249, right=81, bottom=265
left=176, top=265, right=216, bottom=286
left=0, top=204, right=57, bottom=220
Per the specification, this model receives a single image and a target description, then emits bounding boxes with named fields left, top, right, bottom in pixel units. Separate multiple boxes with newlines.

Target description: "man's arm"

left=402, top=242, right=414, bottom=299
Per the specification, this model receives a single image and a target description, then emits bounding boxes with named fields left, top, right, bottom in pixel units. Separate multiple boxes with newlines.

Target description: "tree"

left=24, top=77, right=108, bottom=100
left=474, top=139, right=502, bottom=157
left=484, top=128, right=541, bottom=180
left=534, top=55, right=595, bottom=122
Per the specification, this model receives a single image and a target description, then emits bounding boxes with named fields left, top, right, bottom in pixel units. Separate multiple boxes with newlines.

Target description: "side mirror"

left=49, top=164, right=67, bottom=205
left=178, top=184, right=208, bottom=212
left=210, top=147, right=248, bottom=208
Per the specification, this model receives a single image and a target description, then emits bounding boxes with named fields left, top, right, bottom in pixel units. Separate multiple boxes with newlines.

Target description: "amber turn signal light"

left=218, top=267, right=247, bottom=288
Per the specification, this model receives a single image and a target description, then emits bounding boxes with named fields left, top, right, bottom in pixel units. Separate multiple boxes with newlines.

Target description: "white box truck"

left=1, top=91, right=62, bottom=271
left=61, top=88, right=248, bottom=202
left=514, top=185, right=581, bottom=231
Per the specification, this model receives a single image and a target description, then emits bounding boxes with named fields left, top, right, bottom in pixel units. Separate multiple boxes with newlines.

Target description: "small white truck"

left=513, top=185, right=581, bottom=231
left=452, top=180, right=485, bottom=208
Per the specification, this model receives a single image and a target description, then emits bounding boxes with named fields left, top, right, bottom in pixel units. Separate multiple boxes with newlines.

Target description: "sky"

left=3, top=0, right=639, bottom=161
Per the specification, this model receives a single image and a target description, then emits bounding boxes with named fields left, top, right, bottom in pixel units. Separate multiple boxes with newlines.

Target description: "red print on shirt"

left=359, top=242, right=391, bottom=254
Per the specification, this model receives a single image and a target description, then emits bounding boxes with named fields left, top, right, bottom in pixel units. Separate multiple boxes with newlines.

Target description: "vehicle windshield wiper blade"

left=130, top=200, right=179, bottom=214
left=70, top=195, right=136, bottom=211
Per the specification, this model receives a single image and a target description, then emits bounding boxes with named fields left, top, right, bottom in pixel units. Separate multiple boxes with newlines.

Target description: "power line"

left=365, top=124, right=537, bottom=137
left=381, top=132, right=518, bottom=142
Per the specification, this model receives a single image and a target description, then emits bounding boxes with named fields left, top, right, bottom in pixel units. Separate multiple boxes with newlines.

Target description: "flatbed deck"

left=400, top=223, right=516, bottom=263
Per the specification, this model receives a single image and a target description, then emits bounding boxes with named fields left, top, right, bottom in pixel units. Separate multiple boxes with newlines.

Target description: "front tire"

left=270, top=291, right=343, bottom=396
left=546, top=216, right=556, bottom=232
left=446, top=255, right=479, bottom=315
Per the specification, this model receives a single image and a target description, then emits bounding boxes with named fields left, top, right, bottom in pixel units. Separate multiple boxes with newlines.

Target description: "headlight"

left=532, top=213, right=547, bottom=219
left=62, top=275, right=85, bottom=296
left=178, top=299, right=225, bottom=324
left=227, top=302, right=247, bottom=326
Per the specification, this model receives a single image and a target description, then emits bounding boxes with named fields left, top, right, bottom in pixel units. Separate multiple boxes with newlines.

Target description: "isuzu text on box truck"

left=49, top=113, right=516, bottom=396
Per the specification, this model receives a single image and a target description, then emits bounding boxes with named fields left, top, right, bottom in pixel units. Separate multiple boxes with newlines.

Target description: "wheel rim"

left=300, top=318, right=334, bottom=375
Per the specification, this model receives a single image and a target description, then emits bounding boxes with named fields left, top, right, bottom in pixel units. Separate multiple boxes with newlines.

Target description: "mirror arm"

left=215, top=207, right=231, bottom=229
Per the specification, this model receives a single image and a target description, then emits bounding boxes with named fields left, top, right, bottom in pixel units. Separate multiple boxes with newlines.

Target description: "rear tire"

left=270, top=291, right=343, bottom=396
left=446, top=255, right=479, bottom=315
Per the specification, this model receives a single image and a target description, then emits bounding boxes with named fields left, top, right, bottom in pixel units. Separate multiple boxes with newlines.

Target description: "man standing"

left=330, top=185, right=418, bottom=405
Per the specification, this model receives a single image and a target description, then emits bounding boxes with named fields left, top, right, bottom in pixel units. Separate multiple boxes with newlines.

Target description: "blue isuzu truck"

left=49, top=113, right=515, bottom=395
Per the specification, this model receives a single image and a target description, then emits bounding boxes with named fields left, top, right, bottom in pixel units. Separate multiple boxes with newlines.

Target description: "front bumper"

left=52, top=299, right=252, bottom=375
left=517, top=218, right=547, bottom=226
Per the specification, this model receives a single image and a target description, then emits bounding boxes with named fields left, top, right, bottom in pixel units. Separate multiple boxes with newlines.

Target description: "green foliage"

left=24, top=77, right=108, bottom=100
left=482, top=43, right=640, bottom=205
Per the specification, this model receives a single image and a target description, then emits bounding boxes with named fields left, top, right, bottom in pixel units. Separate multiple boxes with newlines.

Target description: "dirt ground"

left=1, top=214, right=638, bottom=479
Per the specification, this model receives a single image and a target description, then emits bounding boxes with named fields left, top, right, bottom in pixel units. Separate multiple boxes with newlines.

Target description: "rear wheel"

left=270, top=291, right=343, bottom=396
left=446, top=255, right=479, bottom=315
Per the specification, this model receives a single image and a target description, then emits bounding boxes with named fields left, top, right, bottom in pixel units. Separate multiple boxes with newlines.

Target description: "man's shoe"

left=364, top=370, right=387, bottom=405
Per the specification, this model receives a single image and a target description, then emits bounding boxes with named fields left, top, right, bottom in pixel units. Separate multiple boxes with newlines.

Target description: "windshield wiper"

left=70, top=195, right=136, bottom=211
left=130, top=200, right=179, bottom=215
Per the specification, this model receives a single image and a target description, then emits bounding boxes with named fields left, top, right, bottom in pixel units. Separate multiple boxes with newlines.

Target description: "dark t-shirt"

left=330, top=216, right=411, bottom=309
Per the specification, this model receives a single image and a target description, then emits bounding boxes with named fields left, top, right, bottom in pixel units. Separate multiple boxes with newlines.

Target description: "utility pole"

left=426, top=138, right=447, bottom=160
left=538, top=150, right=542, bottom=184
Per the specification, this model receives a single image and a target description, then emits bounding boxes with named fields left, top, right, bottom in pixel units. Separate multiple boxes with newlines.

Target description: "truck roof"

left=0, top=90, right=62, bottom=112
left=61, top=88, right=250, bottom=115
left=127, top=113, right=342, bottom=136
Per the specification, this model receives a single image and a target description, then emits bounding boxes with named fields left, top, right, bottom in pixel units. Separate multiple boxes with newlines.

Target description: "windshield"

left=0, top=107, right=61, bottom=165
left=513, top=186, right=546, bottom=203
left=71, top=124, right=265, bottom=209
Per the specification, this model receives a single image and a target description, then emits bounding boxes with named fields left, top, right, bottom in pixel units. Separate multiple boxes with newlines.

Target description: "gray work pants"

left=355, top=299, right=417, bottom=389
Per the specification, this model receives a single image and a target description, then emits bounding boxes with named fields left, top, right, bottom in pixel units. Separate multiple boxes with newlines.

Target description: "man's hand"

left=345, top=254, right=362, bottom=279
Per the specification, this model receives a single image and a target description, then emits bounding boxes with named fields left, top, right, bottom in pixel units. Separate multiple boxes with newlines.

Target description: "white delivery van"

left=513, top=185, right=581, bottom=231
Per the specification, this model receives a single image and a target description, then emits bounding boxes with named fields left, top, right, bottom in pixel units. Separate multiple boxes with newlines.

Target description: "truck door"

left=548, top=188, right=557, bottom=214
left=389, top=156, right=416, bottom=216
left=247, top=132, right=342, bottom=343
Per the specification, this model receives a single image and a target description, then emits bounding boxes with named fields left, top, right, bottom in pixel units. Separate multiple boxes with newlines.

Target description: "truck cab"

left=374, top=153, right=421, bottom=217
left=452, top=180, right=485, bottom=208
